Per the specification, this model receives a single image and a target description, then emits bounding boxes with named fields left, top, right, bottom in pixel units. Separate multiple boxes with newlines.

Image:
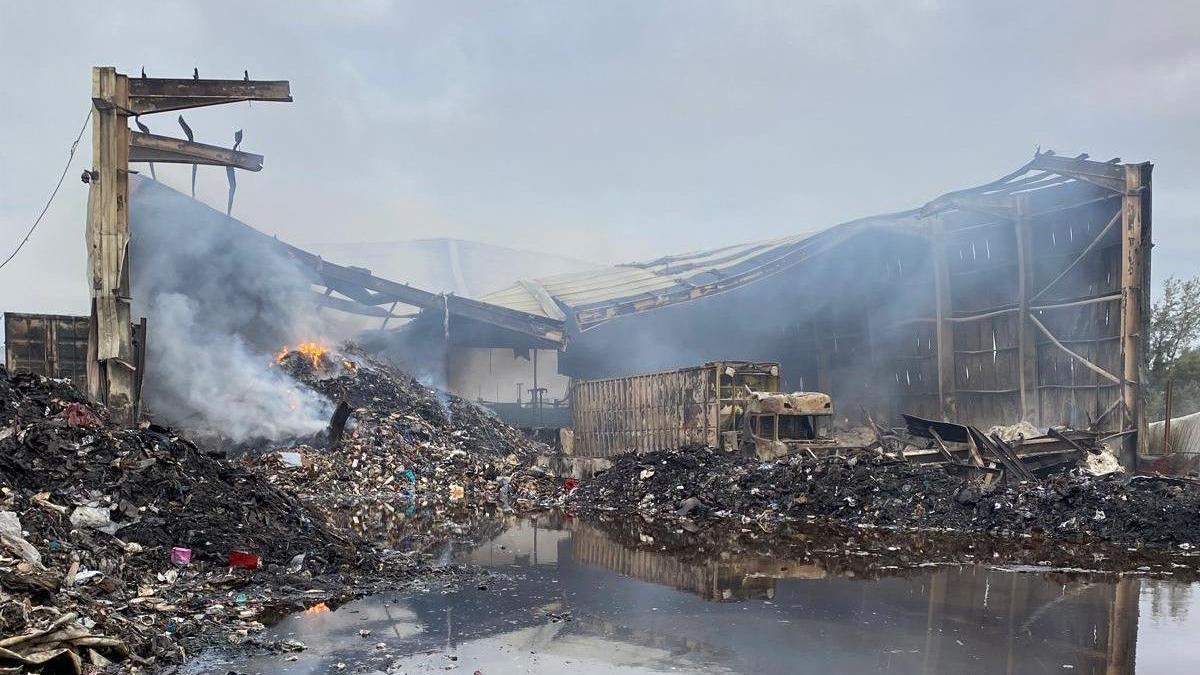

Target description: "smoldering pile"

left=245, top=345, right=566, bottom=516
left=571, top=446, right=1200, bottom=547
left=0, top=366, right=389, bottom=671
left=0, top=368, right=352, bottom=563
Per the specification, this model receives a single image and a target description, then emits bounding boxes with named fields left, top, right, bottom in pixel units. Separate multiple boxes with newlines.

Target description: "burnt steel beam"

left=934, top=192, right=1016, bottom=219
left=322, top=277, right=391, bottom=306
left=920, top=152, right=1089, bottom=218
left=282, top=244, right=565, bottom=345
left=129, top=132, right=264, bottom=171
left=313, top=292, right=398, bottom=318
left=1028, top=153, right=1126, bottom=192
left=126, top=78, right=292, bottom=115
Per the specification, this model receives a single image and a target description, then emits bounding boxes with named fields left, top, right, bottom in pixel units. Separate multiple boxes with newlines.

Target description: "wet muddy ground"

left=191, top=514, right=1199, bottom=675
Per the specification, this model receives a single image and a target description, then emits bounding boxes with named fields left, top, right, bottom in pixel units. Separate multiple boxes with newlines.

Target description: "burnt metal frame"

left=916, top=151, right=1150, bottom=460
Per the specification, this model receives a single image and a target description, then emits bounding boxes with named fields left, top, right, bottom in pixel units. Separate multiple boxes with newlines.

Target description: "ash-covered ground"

left=569, top=445, right=1200, bottom=548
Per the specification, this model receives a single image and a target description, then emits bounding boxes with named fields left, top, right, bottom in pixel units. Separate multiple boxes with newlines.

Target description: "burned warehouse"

left=376, top=152, right=1152, bottom=465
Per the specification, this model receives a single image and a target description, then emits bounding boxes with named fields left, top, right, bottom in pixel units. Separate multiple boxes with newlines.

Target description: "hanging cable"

left=0, top=109, right=93, bottom=271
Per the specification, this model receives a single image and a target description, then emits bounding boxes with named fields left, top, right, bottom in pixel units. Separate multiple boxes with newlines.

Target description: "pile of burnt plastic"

left=0, top=367, right=386, bottom=671
left=571, top=445, right=1200, bottom=547
left=250, top=346, right=565, bottom=513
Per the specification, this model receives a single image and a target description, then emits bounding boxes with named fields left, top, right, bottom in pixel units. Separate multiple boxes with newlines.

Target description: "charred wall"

left=938, top=182, right=1125, bottom=432
left=558, top=229, right=935, bottom=427
left=555, top=166, right=1149, bottom=439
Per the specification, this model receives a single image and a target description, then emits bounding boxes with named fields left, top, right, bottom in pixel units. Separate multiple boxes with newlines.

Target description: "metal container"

left=569, top=361, right=780, bottom=458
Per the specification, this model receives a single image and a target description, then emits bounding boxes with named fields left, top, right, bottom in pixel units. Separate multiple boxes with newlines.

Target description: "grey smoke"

left=129, top=176, right=333, bottom=442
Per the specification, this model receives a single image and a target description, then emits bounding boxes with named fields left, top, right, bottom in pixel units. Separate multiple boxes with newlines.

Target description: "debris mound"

left=250, top=346, right=563, bottom=512
left=0, top=368, right=351, bottom=567
left=572, top=445, right=1200, bottom=547
left=0, top=366, right=359, bottom=670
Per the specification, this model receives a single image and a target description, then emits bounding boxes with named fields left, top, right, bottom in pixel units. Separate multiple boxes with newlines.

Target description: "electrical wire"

left=0, top=109, right=93, bottom=272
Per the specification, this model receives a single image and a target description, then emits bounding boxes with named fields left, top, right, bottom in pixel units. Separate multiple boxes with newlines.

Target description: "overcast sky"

left=1, top=1, right=1198, bottom=316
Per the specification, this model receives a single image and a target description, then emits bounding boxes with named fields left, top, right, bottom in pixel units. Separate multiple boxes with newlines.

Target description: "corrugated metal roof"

left=481, top=226, right=859, bottom=327
left=481, top=151, right=1123, bottom=331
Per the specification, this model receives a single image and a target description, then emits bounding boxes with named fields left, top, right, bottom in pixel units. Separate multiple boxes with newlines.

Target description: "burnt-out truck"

left=568, top=361, right=834, bottom=460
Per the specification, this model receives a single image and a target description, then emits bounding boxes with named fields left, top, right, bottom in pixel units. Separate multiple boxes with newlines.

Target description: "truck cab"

left=736, top=390, right=836, bottom=460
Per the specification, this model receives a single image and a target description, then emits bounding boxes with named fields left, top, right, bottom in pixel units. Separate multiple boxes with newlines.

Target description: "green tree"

left=1147, top=276, right=1200, bottom=420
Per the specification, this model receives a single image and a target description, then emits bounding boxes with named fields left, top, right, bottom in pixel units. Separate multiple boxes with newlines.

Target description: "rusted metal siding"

left=3, top=313, right=91, bottom=389
left=572, top=364, right=716, bottom=458
left=570, top=361, right=780, bottom=458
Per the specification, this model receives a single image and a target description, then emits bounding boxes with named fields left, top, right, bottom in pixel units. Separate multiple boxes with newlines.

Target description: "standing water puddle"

left=203, top=516, right=1198, bottom=674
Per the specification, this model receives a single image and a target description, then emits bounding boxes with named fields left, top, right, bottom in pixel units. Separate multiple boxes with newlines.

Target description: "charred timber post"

left=86, top=67, right=291, bottom=424
left=931, top=215, right=957, bottom=421
left=87, top=67, right=135, bottom=420
left=1014, top=193, right=1040, bottom=424
left=1120, top=163, right=1152, bottom=462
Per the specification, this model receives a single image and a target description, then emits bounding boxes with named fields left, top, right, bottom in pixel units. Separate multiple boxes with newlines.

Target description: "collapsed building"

left=399, top=151, right=1151, bottom=466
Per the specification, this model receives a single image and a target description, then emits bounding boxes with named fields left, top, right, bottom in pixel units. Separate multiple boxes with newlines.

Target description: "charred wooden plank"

left=1048, top=426, right=1102, bottom=456
left=127, top=78, right=291, bottom=115
left=129, top=132, right=264, bottom=171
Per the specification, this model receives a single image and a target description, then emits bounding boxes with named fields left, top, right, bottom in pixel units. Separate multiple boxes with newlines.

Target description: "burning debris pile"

left=572, top=445, right=1200, bottom=547
left=247, top=345, right=565, bottom=515
left=0, top=366, right=465, bottom=672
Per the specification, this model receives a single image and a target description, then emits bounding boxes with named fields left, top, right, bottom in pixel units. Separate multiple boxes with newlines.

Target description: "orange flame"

left=303, top=602, right=330, bottom=615
left=275, top=342, right=330, bottom=368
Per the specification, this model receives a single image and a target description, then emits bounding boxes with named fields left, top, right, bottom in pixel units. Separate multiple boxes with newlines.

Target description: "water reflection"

left=212, top=516, right=1200, bottom=675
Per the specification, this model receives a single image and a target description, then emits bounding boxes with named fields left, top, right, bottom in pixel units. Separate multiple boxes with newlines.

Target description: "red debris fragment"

left=228, top=550, right=260, bottom=569
left=563, top=478, right=579, bottom=493
left=61, top=402, right=99, bottom=427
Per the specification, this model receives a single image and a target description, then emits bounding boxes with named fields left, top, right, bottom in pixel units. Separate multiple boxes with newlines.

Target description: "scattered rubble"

left=0, top=366, right=475, bottom=673
left=571, top=445, right=1200, bottom=548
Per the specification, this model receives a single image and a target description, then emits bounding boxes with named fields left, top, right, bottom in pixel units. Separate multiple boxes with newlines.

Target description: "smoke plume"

left=129, top=177, right=333, bottom=442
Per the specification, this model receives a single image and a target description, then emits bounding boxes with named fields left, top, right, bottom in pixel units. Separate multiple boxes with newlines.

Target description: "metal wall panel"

left=3, top=313, right=91, bottom=390
left=570, top=361, right=780, bottom=458
left=571, top=364, right=716, bottom=458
